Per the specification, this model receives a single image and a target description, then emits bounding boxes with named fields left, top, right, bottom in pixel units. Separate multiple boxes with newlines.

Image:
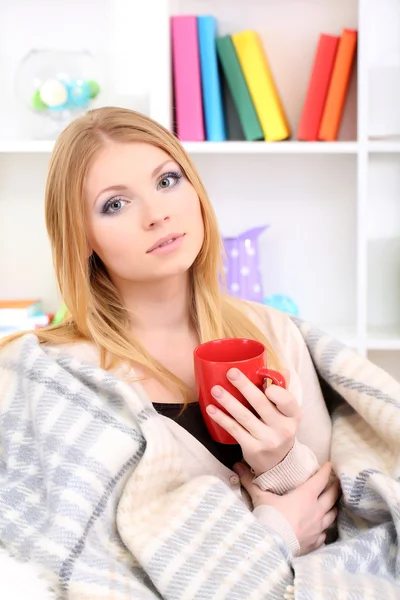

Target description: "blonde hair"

left=1, top=107, right=278, bottom=402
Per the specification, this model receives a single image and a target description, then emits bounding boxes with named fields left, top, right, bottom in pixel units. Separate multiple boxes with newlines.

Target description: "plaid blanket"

left=0, top=320, right=399, bottom=599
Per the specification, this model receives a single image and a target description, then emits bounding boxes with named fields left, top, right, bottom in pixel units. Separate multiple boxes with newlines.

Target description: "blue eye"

left=101, top=197, right=127, bottom=215
left=157, top=171, right=182, bottom=190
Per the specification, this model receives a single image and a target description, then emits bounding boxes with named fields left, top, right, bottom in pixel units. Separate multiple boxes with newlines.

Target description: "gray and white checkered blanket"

left=0, top=320, right=399, bottom=599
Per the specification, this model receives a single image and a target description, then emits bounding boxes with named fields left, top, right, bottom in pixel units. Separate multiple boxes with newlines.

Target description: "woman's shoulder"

left=233, top=299, right=310, bottom=370
left=44, top=339, right=100, bottom=365
left=236, top=299, right=300, bottom=341
left=0, top=332, right=99, bottom=368
left=0, top=332, right=39, bottom=359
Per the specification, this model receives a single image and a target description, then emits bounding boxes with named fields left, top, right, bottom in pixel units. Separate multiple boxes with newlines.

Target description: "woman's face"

left=85, top=141, right=204, bottom=286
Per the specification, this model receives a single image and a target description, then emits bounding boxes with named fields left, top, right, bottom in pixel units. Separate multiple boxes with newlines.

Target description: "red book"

left=297, top=34, right=339, bottom=141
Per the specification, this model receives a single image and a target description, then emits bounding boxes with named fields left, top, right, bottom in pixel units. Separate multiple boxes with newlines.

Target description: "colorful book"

left=171, top=16, right=205, bottom=141
left=318, top=29, right=358, bottom=141
left=0, top=299, right=42, bottom=324
left=221, top=76, right=246, bottom=140
left=297, top=34, right=340, bottom=141
left=0, top=299, right=41, bottom=312
left=216, top=35, right=263, bottom=141
left=197, top=15, right=226, bottom=141
left=232, top=30, right=290, bottom=141
left=0, top=299, right=46, bottom=331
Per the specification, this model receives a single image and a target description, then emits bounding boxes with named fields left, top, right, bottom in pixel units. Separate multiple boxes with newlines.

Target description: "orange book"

left=318, top=29, right=357, bottom=141
left=0, top=299, right=40, bottom=309
left=297, top=34, right=339, bottom=141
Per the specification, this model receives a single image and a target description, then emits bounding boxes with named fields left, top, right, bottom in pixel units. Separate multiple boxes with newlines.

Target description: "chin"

left=145, top=252, right=198, bottom=280
left=156, top=260, right=195, bottom=280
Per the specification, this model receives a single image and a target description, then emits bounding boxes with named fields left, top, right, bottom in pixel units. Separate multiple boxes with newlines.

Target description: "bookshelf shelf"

left=368, top=141, right=400, bottom=154
left=183, top=141, right=359, bottom=155
left=0, top=140, right=360, bottom=156
left=367, top=327, right=400, bottom=351
left=0, top=140, right=54, bottom=153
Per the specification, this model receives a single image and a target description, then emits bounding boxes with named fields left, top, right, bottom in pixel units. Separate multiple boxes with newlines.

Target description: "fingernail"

left=211, top=385, right=223, bottom=398
left=227, top=368, right=240, bottom=381
left=233, top=462, right=244, bottom=475
left=206, top=404, right=217, bottom=415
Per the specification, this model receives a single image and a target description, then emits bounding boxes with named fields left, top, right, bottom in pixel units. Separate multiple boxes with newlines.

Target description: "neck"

left=119, top=274, right=193, bottom=333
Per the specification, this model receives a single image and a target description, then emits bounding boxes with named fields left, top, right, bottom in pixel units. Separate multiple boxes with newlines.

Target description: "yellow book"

left=232, top=30, right=290, bottom=141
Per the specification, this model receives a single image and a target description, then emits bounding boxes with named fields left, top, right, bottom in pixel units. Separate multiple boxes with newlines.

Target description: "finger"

left=328, top=470, right=339, bottom=487
left=233, top=462, right=274, bottom=500
left=321, top=507, right=337, bottom=531
left=210, top=383, right=268, bottom=439
left=318, top=480, right=341, bottom=513
left=264, top=366, right=291, bottom=389
left=314, top=532, right=326, bottom=549
left=303, top=462, right=333, bottom=496
left=226, top=368, right=280, bottom=424
left=233, top=462, right=254, bottom=489
left=206, top=402, right=254, bottom=446
left=264, top=384, right=301, bottom=419
left=279, top=367, right=291, bottom=388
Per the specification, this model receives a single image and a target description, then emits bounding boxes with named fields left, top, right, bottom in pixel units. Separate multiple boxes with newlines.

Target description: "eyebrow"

left=94, top=159, right=177, bottom=201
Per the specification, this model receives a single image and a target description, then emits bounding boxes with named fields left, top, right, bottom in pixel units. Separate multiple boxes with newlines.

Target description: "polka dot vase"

left=222, top=225, right=269, bottom=302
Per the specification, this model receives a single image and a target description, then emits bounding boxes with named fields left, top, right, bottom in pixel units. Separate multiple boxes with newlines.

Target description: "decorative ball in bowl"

left=15, top=49, right=102, bottom=135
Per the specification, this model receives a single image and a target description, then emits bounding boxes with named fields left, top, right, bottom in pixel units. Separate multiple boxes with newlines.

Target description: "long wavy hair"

left=1, top=107, right=278, bottom=402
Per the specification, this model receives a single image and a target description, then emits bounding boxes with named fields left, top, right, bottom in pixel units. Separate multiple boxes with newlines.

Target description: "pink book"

left=171, top=15, right=205, bottom=141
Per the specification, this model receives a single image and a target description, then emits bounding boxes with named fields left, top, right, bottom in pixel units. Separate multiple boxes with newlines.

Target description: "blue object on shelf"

left=263, top=294, right=299, bottom=316
left=67, top=79, right=91, bottom=108
left=197, top=15, right=227, bottom=141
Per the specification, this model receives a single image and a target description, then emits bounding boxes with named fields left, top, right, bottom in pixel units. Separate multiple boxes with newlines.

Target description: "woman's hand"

left=235, top=461, right=340, bottom=555
left=206, top=367, right=301, bottom=475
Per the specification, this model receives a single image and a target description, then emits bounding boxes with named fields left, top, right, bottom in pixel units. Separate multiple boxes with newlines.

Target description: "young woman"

left=0, top=107, right=339, bottom=598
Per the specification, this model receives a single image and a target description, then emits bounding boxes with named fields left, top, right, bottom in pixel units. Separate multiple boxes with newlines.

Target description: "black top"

left=153, top=401, right=243, bottom=470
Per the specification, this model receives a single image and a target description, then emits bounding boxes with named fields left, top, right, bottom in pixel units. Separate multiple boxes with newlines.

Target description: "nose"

left=142, top=201, right=171, bottom=230
left=147, top=214, right=170, bottom=229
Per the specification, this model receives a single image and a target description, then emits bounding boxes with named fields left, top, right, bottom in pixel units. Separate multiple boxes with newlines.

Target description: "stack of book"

left=170, top=15, right=290, bottom=142
left=0, top=299, right=49, bottom=337
left=170, top=16, right=357, bottom=144
left=297, top=29, right=357, bottom=141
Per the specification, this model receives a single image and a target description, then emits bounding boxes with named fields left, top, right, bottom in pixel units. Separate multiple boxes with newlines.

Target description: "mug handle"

left=256, top=368, right=287, bottom=389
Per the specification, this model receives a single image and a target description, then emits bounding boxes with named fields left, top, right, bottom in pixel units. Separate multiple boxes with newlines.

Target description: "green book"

left=220, top=73, right=245, bottom=140
left=216, top=35, right=263, bottom=141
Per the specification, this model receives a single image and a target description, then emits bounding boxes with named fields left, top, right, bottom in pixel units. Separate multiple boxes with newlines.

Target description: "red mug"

left=193, top=338, right=286, bottom=444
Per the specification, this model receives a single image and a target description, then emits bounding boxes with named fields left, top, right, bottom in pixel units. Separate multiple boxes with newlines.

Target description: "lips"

left=146, top=233, right=185, bottom=253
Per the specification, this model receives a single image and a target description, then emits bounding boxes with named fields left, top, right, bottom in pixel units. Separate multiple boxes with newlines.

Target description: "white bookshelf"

left=0, top=140, right=54, bottom=153
left=0, top=0, right=400, bottom=380
left=183, top=142, right=359, bottom=154
left=0, top=140, right=360, bottom=155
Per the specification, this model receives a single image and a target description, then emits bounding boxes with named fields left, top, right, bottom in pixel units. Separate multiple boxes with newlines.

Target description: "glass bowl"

left=15, top=49, right=102, bottom=135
